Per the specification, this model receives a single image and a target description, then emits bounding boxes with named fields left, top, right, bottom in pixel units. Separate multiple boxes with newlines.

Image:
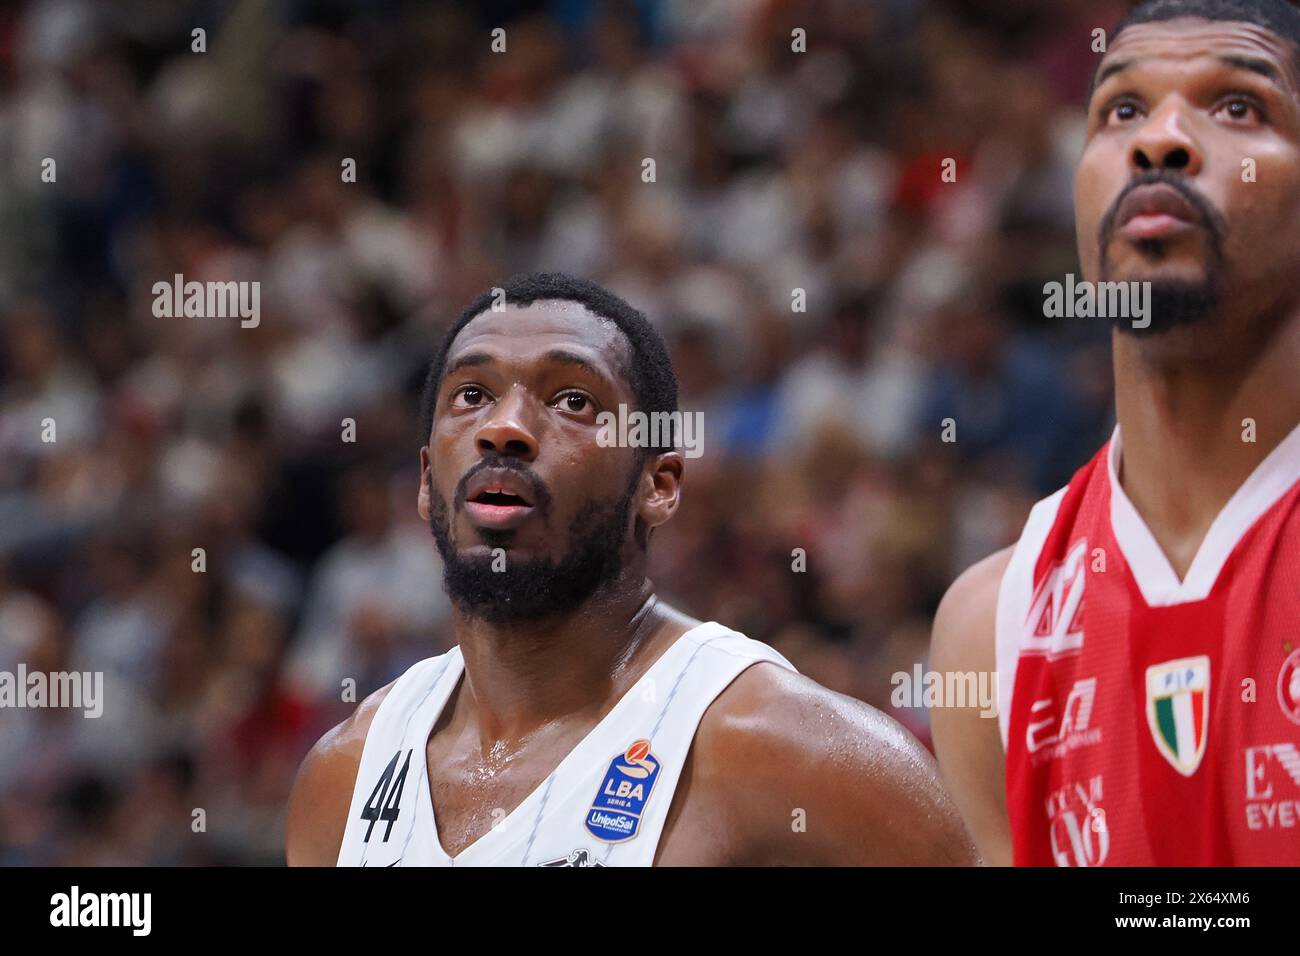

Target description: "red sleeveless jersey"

left=997, top=425, right=1300, bottom=866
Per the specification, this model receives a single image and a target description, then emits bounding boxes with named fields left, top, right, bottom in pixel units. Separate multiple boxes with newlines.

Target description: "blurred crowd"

left=0, top=0, right=1123, bottom=864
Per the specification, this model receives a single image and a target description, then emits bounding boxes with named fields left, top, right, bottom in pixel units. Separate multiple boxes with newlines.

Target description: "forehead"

left=447, top=299, right=630, bottom=377
left=1099, top=17, right=1300, bottom=94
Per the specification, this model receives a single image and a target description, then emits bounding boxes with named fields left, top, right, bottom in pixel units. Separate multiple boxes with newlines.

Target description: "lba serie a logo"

left=585, top=739, right=661, bottom=843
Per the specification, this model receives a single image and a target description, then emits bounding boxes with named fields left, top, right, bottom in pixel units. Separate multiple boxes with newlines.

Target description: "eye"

left=1102, top=98, right=1143, bottom=126
left=451, top=385, right=491, bottom=408
left=553, top=390, right=597, bottom=416
left=1214, top=95, right=1263, bottom=124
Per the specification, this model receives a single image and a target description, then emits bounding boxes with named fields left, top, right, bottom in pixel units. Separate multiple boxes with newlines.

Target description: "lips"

left=463, top=468, right=538, bottom=531
left=1115, top=183, right=1202, bottom=241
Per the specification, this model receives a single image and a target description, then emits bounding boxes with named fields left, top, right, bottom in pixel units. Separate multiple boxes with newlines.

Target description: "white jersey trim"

left=1108, top=421, right=1300, bottom=607
left=996, top=486, right=1067, bottom=750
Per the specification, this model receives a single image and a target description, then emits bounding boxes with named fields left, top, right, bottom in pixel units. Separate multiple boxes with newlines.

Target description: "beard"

left=1122, top=275, right=1221, bottom=338
left=1097, top=172, right=1227, bottom=338
left=427, top=463, right=640, bottom=625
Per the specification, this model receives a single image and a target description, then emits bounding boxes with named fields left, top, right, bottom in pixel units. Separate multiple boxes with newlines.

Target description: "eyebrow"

left=542, top=348, right=606, bottom=377
left=1092, top=57, right=1134, bottom=95
left=1091, top=52, right=1289, bottom=100
left=443, top=351, right=494, bottom=378
left=443, top=348, right=613, bottom=386
left=1217, top=53, right=1284, bottom=86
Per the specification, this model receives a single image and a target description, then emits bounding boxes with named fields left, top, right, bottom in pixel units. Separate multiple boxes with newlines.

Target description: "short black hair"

left=419, top=272, right=679, bottom=452
left=1102, top=0, right=1300, bottom=89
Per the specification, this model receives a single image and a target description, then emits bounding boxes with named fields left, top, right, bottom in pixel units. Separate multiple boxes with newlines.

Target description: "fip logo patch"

left=585, top=739, right=660, bottom=843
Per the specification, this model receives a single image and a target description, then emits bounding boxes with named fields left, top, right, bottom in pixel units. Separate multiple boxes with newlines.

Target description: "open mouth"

left=472, top=489, right=529, bottom=506
left=463, top=475, right=537, bottom=531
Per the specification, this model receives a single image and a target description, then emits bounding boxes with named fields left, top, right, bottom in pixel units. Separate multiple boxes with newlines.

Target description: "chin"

left=1106, top=257, right=1207, bottom=289
left=464, top=534, right=550, bottom=561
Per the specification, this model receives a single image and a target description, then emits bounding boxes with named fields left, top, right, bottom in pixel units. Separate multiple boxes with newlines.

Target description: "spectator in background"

left=287, top=464, right=450, bottom=709
left=0, top=0, right=1117, bottom=863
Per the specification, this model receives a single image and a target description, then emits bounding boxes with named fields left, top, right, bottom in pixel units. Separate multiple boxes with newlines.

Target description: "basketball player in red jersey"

left=931, top=0, right=1300, bottom=866
left=288, top=273, right=976, bottom=866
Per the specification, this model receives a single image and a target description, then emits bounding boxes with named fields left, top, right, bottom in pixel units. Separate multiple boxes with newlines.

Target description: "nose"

left=474, top=386, right=539, bottom=462
left=1129, top=99, right=1202, bottom=175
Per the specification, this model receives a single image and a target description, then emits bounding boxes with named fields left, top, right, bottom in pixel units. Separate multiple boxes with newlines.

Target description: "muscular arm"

left=669, top=662, right=981, bottom=865
left=928, top=547, right=1013, bottom=866
left=286, top=683, right=395, bottom=866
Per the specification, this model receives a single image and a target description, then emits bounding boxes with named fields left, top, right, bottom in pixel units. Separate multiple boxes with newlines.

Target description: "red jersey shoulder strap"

left=996, top=443, right=1110, bottom=749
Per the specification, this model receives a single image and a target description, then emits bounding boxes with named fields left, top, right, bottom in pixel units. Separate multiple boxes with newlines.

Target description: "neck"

left=451, top=573, right=677, bottom=746
left=1112, top=310, right=1300, bottom=576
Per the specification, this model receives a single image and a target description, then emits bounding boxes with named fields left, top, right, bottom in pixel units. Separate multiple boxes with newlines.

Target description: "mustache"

left=451, top=454, right=552, bottom=513
left=1097, top=171, right=1226, bottom=251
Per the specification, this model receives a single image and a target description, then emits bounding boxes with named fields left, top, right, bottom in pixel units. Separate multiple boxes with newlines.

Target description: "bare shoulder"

left=680, top=660, right=980, bottom=865
left=931, top=546, right=1013, bottom=672
left=285, top=681, right=397, bottom=866
left=928, top=545, right=1015, bottom=866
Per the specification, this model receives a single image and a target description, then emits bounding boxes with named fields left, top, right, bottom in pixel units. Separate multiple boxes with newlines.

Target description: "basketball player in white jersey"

left=287, top=272, right=977, bottom=866
left=930, top=0, right=1300, bottom=866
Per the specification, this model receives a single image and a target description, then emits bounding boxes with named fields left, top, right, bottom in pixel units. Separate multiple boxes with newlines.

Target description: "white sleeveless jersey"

left=336, top=621, right=795, bottom=867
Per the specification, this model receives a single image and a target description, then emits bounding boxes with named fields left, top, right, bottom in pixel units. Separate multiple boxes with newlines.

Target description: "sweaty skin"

left=288, top=300, right=978, bottom=866
left=931, top=17, right=1300, bottom=865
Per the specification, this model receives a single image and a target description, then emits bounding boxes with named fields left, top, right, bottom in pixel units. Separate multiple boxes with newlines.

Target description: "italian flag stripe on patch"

left=1156, top=696, right=1178, bottom=756
left=1158, top=689, right=1204, bottom=763
left=1190, top=689, right=1204, bottom=752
